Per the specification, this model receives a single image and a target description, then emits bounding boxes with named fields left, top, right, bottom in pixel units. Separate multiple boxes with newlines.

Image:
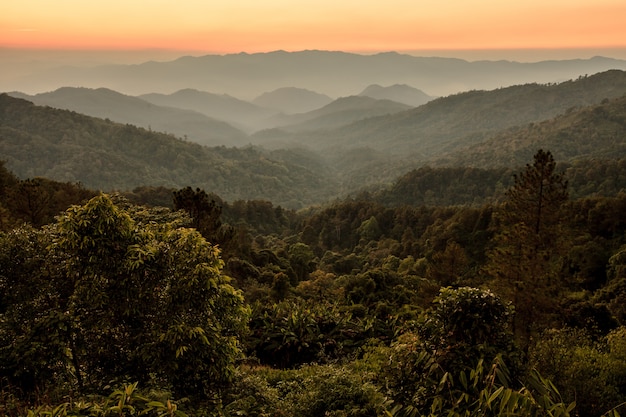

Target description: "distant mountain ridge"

left=252, top=87, right=333, bottom=114
left=139, top=89, right=275, bottom=133
left=434, top=94, right=626, bottom=168
left=9, top=87, right=248, bottom=147
left=259, top=95, right=412, bottom=132
left=359, top=84, right=433, bottom=106
left=267, top=70, right=626, bottom=158
left=6, top=50, right=626, bottom=99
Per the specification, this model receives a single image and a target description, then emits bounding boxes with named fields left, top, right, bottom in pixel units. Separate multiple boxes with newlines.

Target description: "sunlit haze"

left=2, top=0, right=626, bottom=58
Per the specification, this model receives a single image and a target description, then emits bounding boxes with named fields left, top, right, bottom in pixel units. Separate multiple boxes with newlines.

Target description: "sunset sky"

left=2, top=0, right=625, bottom=55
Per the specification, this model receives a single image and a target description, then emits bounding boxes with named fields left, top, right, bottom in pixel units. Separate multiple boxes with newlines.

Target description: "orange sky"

left=2, top=0, right=625, bottom=54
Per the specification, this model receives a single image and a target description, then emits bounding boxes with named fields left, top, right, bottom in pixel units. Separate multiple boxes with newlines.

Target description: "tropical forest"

left=2, top=61, right=626, bottom=417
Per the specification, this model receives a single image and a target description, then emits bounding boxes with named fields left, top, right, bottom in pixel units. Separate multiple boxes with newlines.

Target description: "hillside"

left=9, top=87, right=249, bottom=147
left=359, top=84, right=434, bottom=106
left=139, top=89, right=276, bottom=132
left=252, top=87, right=333, bottom=114
left=435, top=94, right=626, bottom=168
left=259, top=95, right=411, bottom=133
left=0, top=94, right=334, bottom=208
left=270, top=70, right=626, bottom=158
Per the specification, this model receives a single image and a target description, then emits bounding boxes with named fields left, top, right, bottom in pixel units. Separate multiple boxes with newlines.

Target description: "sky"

left=2, top=0, right=626, bottom=59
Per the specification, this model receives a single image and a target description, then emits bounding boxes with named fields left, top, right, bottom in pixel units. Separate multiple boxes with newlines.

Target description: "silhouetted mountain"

left=8, top=51, right=626, bottom=99
left=9, top=87, right=248, bottom=147
left=0, top=94, right=334, bottom=208
left=252, top=87, right=333, bottom=114
left=259, top=95, right=411, bottom=133
left=359, top=84, right=433, bottom=106
left=138, top=89, right=276, bottom=133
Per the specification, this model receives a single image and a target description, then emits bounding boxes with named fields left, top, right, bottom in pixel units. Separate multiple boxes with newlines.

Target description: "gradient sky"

left=2, top=0, right=626, bottom=54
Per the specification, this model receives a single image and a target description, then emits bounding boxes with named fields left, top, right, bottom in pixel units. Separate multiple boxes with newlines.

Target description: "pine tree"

left=486, top=149, right=569, bottom=346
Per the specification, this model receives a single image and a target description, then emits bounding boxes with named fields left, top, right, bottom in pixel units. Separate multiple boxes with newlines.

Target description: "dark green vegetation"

left=2, top=147, right=626, bottom=416
left=3, top=68, right=626, bottom=415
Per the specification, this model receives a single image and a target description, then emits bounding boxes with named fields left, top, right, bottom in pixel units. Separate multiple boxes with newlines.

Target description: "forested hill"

left=434, top=93, right=626, bottom=167
left=0, top=94, right=335, bottom=208
left=10, top=87, right=249, bottom=147
left=368, top=157, right=626, bottom=208
left=262, top=70, right=626, bottom=157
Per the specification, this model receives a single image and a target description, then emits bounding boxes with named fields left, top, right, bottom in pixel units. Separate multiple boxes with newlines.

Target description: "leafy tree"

left=7, top=179, right=52, bottom=227
left=0, top=226, right=68, bottom=394
left=382, top=288, right=569, bottom=417
left=223, top=364, right=388, bottom=417
left=0, top=194, right=250, bottom=400
left=426, top=240, right=469, bottom=286
left=416, top=287, right=520, bottom=374
left=358, top=215, right=382, bottom=241
left=173, top=186, right=223, bottom=241
left=247, top=299, right=369, bottom=368
left=530, top=327, right=626, bottom=417
left=384, top=347, right=574, bottom=417
left=288, top=242, right=316, bottom=283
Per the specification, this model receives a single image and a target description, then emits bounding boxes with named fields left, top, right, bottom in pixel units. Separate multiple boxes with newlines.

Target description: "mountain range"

left=10, top=85, right=422, bottom=137
left=256, top=70, right=626, bottom=157
left=2, top=66, right=626, bottom=208
left=5, top=50, right=626, bottom=99
left=9, top=87, right=249, bottom=147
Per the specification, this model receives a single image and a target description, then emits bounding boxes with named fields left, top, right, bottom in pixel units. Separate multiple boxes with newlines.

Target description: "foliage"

left=247, top=298, right=373, bottom=368
left=530, top=327, right=626, bottom=417
left=385, top=351, right=574, bottom=417
left=0, top=194, right=250, bottom=400
left=486, top=149, right=570, bottom=345
left=3, top=140, right=626, bottom=417
left=381, top=286, right=571, bottom=416
left=1, top=383, right=188, bottom=417
left=173, top=186, right=230, bottom=247
left=418, top=287, right=517, bottom=364
left=0, top=161, right=96, bottom=231
left=223, top=364, right=388, bottom=417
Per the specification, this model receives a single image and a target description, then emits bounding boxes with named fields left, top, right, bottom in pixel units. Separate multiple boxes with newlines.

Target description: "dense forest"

left=3, top=69, right=626, bottom=416
left=1, top=146, right=626, bottom=416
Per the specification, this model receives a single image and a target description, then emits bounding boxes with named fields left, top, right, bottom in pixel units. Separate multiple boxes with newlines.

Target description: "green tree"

left=358, top=216, right=382, bottom=241
left=288, top=242, right=316, bottom=283
left=530, top=327, right=626, bottom=417
left=8, top=178, right=52, bottom=227
left=0, top=194, right=250, bottom=399
left=173, top=186, right=225, bottom=243
left=426, top=240, right=469, bottom=287
left=416, top=287, right=519, bottom=373
left=383, top=287, right=570, bottom=417
left=486, top=149, right=569, bottom=345
left=504, top=149, right=568, bottom=235
left=0, top=226, right=69, bottom=394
